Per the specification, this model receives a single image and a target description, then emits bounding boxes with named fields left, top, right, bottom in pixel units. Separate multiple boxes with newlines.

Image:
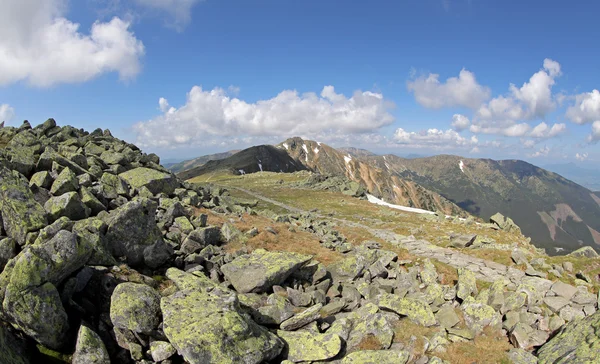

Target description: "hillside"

left=165, top=150, right=240, bottom=173
left=0, top=119, right=599, bottom=364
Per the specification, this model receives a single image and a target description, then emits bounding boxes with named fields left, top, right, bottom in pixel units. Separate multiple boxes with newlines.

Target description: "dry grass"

left=437, top=327, right=512, bottom=364
left=392, top=318, right=438, bottom=356
left=356, top=335, right=384, bottom=351
left=461, top=249, right=514, bottom=267
left=431, top=260, right=459, bottom=285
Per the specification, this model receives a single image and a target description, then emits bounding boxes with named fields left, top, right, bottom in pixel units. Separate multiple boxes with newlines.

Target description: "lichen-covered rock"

left=507, top=348, right=537, bottom=364
left=537, top=310, right=600, bottom=363
left=456, top=267, right=477, bottom=301
left=435, top=305, right=460, bottom=329
left=161, top=288, right=283, bottom=364
left=29, top=171, right=53, bottom=189
left=419, top=259, right=438, bottom=286
left=119, top=167, right=179, bottom=196
left=568, top=246, right=599, bottom=258
left=72, top=324, right=110, bottom=364
left=98, top=173, right=129, bottom=199
left=277, top=330, right=342, bottom=362
left=110, top=282, right=161, bottom=333
left=280, top=303, right=323, bottom=331
left=490, top=212, right=521, bottom=233
left=150, top=340, right=176, bottom=362
left=49, top=167, right=78, bottom=196
left=460, top=297, right=501, bottom=333
left=341, top=350, right=410, bottom=364
left=255, top=293, right=296, bottom=325
left=345, top=303, right=396, bottom=350
left=377, top=293, right=436, bottom=327
left=80, top=187, right=106, bottom=215
left=0, top=167, right=48, bottom=245
left=221, top=249, right=311, bottom=293
left=71, top=218, right=115, bottom=266
left=105, top=198, right=172, bottom=268
left=0, top=238, right=17, bottom=271
left=0, top=323, right=32, bottom=364
left=44, top=192, right=89, bottom=222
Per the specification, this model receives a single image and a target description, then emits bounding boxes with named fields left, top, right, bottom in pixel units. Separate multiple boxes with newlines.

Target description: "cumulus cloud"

left=529, top=122, right=567, bottom=138
left=407, top=69, right=491, bottom=109
left=393, top=127, right=479, bottom=149
left=529, top=145, right=550, bottom=158
left=0, top=104, right=15, bottom=123
left=566, top=89, right=600, bottom=125
left=451, top=114, right=470, bottom=131
left=133, top=0, right=203, bottom=30
left=575, top=152, right=588, bottom=161
left=587, top=121, right=600, bottom=144
left=470, top=59, right=562, bottom=136
left=133, top=85, right=396, bottom=148
left=0, top=0, right=144, bottom=87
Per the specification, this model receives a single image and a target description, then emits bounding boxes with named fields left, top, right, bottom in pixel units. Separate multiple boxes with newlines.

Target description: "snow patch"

left=258, top=163, right=263, bottom=172
left=282, top=143, right=289, bottom=150
left=385, top=162, right=391, bottom=170
left=366, top=194, right=435, bottom=215
left=302, top=144, right=309, bottom=154
left=317, top=141, right=322, bottom=146
left=314, top=147, right=319, bottom=154
left=238, top=169, right=245, bottom=175
left=459, top=160, right=464, bottom=173
left=344, top=155, right=352, bottom=164
left=383, top=155, right=386, bottom=160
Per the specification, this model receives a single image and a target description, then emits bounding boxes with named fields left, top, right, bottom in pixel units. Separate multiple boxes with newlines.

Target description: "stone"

left=0, top=237, right=17, bottom=270
left=221, top=249, right=311, bottom=293
left=280, top=303, right=323, bottom=331
left=98, top=173, right=129, bottom=199
left=511, top=249, right=529, bottom=265
left=456, top=267, right=477, bottom=301
left=100, top=150, right=127, bottom=165
left=29, top=171, right=53, bottom=189
left=507, top=348, right=538, bottom=364
left=344, top=303, right=396, bottom=351
left=543, top=296, right=570, bottom=313
left=72, top=325, right=110, bottom=364
left=490, top=212, right=521, bottom=233
left=460, top=297, right=501, bottom=334
left=50, top=167, right=78, bottom=196
left=80, top=187, right=106, bottom=215
left=341, top=350, right=410, bottom=364
left=562, top=261, right=574, bottom=273
left=449, top=234, right=476, bottom=248
left=110, top=282, right=161, bottom=333
left=150, top=341, right=176, bottom=362
left=255, top=294, right=296, bottom=325
left=551, top=281, right=578, bottom=300
left=106, top=198, right=172, bottom=268
left=0, top=324, right=32, bottom=364
left=0, top=168, right=48, bottom=245
left=538, top=310, right=600, bottom=363
left=174, top=216, right=194, bottom=235
left=161, top=288, right=283, bottom=364
left=44, top=192, right=89, bottom=222
left=435, top=306, right=460, bottom=329
left=119, top=167, right=179, bottom=196
left=568, top=246, right=599, bottom=258
left=277, top=330, right=342, bottom=362
left=377, top=293, right=436, bottom=327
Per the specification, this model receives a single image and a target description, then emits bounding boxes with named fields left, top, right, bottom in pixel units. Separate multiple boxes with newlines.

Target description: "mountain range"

left=176, top=137, right=600, bottom=254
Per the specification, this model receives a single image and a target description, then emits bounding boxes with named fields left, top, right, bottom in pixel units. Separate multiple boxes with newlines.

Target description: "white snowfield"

left=366, top=194, right=435, bottom=215
left=459, top=160, right=465, bottom=173
left=344, top=155, right=352, bottom=164
left=282, top=143, right=289, bottom=150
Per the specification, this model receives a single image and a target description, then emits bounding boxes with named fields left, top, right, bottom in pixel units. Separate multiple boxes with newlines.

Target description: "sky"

left=1, top=0, right=600, bottom=166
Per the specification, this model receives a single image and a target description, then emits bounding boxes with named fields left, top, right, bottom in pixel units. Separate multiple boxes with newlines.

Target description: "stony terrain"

left=0, top=120, right=599, bottom=363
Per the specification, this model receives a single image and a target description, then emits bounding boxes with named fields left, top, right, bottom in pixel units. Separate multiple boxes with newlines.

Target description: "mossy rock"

left=277, top=330, right=342, bottom=362
left=341, top=350, right=410, bottom=364
left=119, top=167, right=179, bottom=196
left=110, top=282, right=161, bottom=333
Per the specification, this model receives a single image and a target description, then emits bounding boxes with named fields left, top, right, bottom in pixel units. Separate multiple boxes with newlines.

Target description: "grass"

left=392, top=318, right=438, bottom=356
left=437, top=327, right=512, bottom=364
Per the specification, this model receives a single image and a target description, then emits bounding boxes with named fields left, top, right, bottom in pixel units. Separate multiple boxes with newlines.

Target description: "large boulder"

left=376, top=293, right=436, bottom=327
left=221, top=249, right=312, bottom=293
left=49, top=167, right=78, bottom=196
left=71, top=324, right=110, bottom=364
left=1, top=230, right=92, bottom=349
left=490, top=212, right=521, bottom=233
left=277, top=330, right=342, bottom=362
left=0, top=323, right=32, bottom=364
left=105, top=198, right=172, bottom=268
left=537, top=310, right=600, bottom=363
left=161, top=287, right=283, bottom=364
left=0, top=168, right=48, bottom=245
left=44, top=192, right=89, bottom=222
left=110, top=282, right=161, bottom=333
left=119, top=167, right=179, bottom=196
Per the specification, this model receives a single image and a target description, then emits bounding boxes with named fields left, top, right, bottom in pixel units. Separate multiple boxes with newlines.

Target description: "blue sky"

left=1, top=0, right=599, bottom=165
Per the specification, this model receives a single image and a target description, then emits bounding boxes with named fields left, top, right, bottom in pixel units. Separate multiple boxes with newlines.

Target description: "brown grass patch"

left=392, top=318, right=438, bottom=356
left=437, top=327, right=512, bottom=364
left=431, top=260, right=458, bottom=285
left=356, top=335, right=384, bottom=351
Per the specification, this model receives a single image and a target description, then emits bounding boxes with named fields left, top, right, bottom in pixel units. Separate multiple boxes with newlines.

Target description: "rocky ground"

left=0, top=119, right=599, bottom=363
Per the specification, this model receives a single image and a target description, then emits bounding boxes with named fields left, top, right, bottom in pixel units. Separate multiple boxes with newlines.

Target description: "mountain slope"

left=166, top=150, right=241, bottom=173
left=364, top=154, right=600, bottom=254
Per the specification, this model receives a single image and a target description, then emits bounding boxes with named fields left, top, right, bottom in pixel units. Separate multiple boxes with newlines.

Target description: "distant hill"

left=166, top=150, right=240, bottom=173
left=338, top=147, right=377, bottom=158
left=543, top=162, right=600, bottom=191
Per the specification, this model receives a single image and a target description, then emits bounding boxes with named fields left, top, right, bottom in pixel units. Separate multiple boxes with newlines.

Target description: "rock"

left=0, top=168, right=48, bottom=245
left=538, top=310, right=600, bottom=362
left=456, top=267, right=477, bottom=301
left=50, top=167, right=78, bottom=196
left=460, top=297, right=501, bottom=333
left=161, top=288, right=283, bottom=364
left=568, top=246, right=599, bottom=258
left=150, top=341, right=176, bottom=362
left=255, top=294, right=296, bottom=325
left=72, top=324, right=110, bottom=364
left=119, top=167, right=179, bottom=196
left=110, top=282, right=161, bottom=333
left=377, top=293, right=436, bottom=327
left=106, top=198, right=172, bottom=268
left=449, top=234, right=476, bottom=248
left=0, top=323, right=32, bottom=364
left=543, top=296, right=570, bottom=313
left=435, top=306, right=460, bottom=329
left=80, top=187, right=106, bottom=215
left=509, top=323, right=548, bottom=349
left=562, top=261, right=574, bottom=273
left=29, top=171, right=53, bottom=189
left=341, top=350, right=410, bottom=364
left=44, top=192, right=89, bottom=222
left=181, top=226, right=222, bottom=254
left=221, top=249, right=311, bottom=293
left=511, top=249, right=529, bottom=265
left=100, top=151, right=127, bottom=166
left=0, top=238, right=17, bottom=270
left=98, top=173, right=129, bottom=200
left=345, top=303, right=396, bottom=350
left=490, top=212, right=521, bottom=233
left=280, top=303, right=323, bottom=331
left=551, top=281, right=578, bottom=300
left=277, top=330, right=342, bottom=362
left=419, top=259, right=438, bottom=286
left=507, top=348, right=538, bottom=364
left=221, top=222, right=245, bottom=243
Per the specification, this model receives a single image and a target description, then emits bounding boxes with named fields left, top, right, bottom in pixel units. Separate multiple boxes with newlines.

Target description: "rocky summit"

left=0, top=119, right=599, bottom=364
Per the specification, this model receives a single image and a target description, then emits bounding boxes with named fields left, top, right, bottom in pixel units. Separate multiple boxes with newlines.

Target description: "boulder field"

left=0, top=119, right=598, bottom=363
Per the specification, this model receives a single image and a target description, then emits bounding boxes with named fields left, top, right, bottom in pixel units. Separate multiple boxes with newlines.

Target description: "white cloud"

left=471, top=58, right=562, bottom=137
left=158, top=97, right=170, bottom=112
left=575, top=152, right=588, bottom=162
left=529, top=122, right=567, bottom=138
left=407, top=69, right=491, bottom=109
left=523, top=139, right=536, bottom=149
left=133, top=85, right=396, bottom=148
left=566, top=89, right=600, bottom=125
left=133, top=0, right=203, bottom=30
left=530, top=145, right=550, bottom=158
left=587, top=120, right=600, bottom=144
left=393, top=128, right=479, bottom=149
left=0, top=0, right=144, bottom=87
left=0, top=104, right=15, bottom=123
left=451, top=114, right=470, bottom=131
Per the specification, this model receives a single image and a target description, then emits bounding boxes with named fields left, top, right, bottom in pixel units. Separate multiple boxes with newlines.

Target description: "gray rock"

left=44, top=192, right=90, bottom=222
left=543, top=296, right=570, bottom=313
left=110, top=282, right=161, bottom=333
left=150, top=341, right=176, bottom=362
left=435, top=305, right=460, bottom=329
left=568, top=246, right=599, bottom=258
left=538, top=310, right=600, bottom=363
left=341, top=350, right=410, bottom=364
left=72, top=324, right=110, bottom=364
left=551, top=281, right=578, bottom=300
left=456, top=267, right=477, bottom=301
left=280, top=303, right=323, bottom=331
left=0, top=324, right=32, bottom=364
left=29, top=171, right=53, bottom=189
left=277, top=330, right=342, bottom=362
left=50, top=167, right=78, bottom=196
left=119, top=167, right=180, bottom=196
left=0, top=237, right=17, bottom=270
left=449, top=234, right=476, bottom=248
left=507, top=348, right=538, bottom=364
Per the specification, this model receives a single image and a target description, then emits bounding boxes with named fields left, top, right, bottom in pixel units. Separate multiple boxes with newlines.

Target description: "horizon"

left=1, top=0, right=599, bottom=167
